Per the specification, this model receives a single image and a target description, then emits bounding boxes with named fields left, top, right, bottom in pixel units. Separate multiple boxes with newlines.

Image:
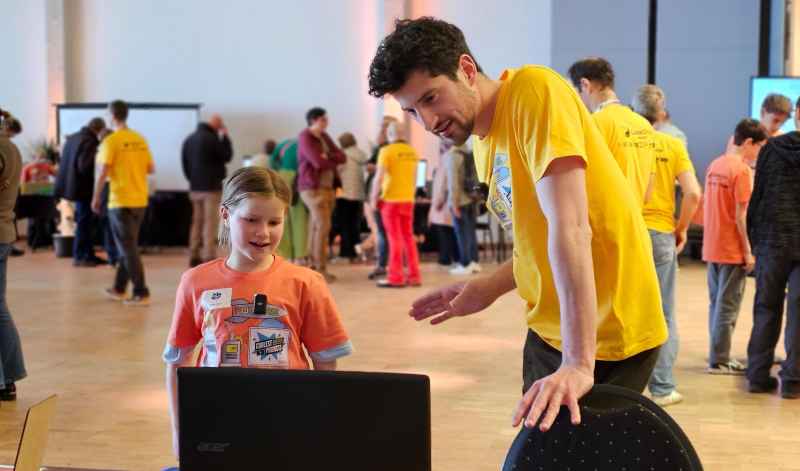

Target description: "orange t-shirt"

left=702, top=154, right=753, bottom=264
left=163, top=257, right=352, bottom=369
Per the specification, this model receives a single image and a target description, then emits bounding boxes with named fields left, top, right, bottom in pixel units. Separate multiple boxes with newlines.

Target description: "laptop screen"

left=178, top=368, right=431, bottom=471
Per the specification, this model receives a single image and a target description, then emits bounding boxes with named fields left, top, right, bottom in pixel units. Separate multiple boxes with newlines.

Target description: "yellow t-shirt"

left=593, top=103, right=656, bottom=208
left=378, top=142, right=419, bottom=203
left=96, top=128, right=153, bottom=209
left=473, top=65, right=666, bottom=360
left=643, top=131, right=695, bottom=233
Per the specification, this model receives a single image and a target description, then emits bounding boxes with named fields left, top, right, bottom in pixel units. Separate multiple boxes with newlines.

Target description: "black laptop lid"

left=178, top=368, right=431, bottom=471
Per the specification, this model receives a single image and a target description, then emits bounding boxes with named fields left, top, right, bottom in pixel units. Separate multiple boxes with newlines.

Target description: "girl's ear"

left=219, top=205, right=230, bottom=226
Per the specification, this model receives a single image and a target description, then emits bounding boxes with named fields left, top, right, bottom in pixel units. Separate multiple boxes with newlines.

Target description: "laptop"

left=178, top=368, right=431, bottom=471
left=13, top=394, right=57, bottom=471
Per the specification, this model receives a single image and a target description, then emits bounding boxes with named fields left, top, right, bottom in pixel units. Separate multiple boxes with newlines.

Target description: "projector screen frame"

left=55, top=102, right=202, bottom=192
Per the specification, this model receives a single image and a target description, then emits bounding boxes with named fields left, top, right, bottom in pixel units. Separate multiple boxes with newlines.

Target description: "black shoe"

left=748, top=376, right=779, bottom=394
left=782, top=382, right=800, bottom=399
left=368, top=267, right=387, bottom=280
left=73, top=258, right=99, bottom=267
left=189, top=257, right=203, bottom=268
left=89, top=255, right=108, bottom=265
left=0, top=383, right=16, bottom=401
left=9, top=247, right=24, bottom=257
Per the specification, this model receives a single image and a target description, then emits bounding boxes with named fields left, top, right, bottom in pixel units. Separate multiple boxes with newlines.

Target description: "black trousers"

left=522, top=329, right=660, bottom=394
left=747, top=254, right=800, bottom=390
left=433, top=224, right=459, bottom=265
left=336, top=198, right=363, bottom=259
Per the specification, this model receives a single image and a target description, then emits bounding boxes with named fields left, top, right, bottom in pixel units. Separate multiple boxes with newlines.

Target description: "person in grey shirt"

left=633, top=86, right=688, bottom=147
left=0, top=108, right=26, bottom=400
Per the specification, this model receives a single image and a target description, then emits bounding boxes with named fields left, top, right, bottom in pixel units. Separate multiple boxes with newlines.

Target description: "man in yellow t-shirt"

left=91, top=100, right=155, bottom=306
left=632, top=84, right=702, bottom=407
left=369, top=18, right=666, bottom=432
left=369, top=121, right=421, bottom=287
left=568, top=58, right=656, bottom=208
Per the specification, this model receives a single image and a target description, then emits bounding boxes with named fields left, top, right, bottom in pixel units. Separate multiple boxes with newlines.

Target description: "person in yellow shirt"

left=368, top=17, right=666, bottom=432
left=632, top=84, right=702, bottom=407
left=369, top=121, right=421, bottom=287
left=91, top=100, right=155, bottom=306
left=568, top=58, right=656, bottom=207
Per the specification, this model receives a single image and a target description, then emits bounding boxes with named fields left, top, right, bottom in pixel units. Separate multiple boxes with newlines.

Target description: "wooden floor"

left=0, top=249, right=798, bottom=470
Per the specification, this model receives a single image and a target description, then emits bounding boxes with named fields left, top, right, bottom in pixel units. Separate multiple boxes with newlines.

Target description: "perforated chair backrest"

left=502, top=384, right=702, bottom=471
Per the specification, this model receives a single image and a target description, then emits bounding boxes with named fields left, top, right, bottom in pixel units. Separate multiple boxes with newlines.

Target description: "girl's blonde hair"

left=218, top=166, right=292, bottom=248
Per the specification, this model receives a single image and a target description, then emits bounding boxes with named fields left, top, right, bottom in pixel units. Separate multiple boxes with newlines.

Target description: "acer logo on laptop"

left=197, top=442, right=230, bottom=453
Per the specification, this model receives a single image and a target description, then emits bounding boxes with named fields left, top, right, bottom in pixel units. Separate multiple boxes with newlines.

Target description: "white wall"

left=408, top=0, right=553, bottom=167
left=64, top=0, right=381, bottom=164
left=0, top=0, right=49, bottom=160
left=551, top=0, right=649, bottom=108
left=657, top=0, right=759, bottom=179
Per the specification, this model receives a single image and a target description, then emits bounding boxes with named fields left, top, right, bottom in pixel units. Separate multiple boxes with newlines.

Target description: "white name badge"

left=201, top=288, right=232, bottom=311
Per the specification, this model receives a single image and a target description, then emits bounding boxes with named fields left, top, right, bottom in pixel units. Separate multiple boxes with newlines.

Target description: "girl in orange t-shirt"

left=163, top=167, right=352, bottom=459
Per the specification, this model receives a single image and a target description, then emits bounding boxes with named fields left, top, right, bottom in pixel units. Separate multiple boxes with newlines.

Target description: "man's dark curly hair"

left=368, top=17, right=482, bottom=98
left=567, top=57, right=615, bottom=90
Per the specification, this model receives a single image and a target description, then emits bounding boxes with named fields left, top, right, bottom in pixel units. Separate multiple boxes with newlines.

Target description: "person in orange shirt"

left=703, top=118, right=767, bottom=375
left=163, top=166, right=353, bottom=459
left=369, top=120, right=421, bottom=287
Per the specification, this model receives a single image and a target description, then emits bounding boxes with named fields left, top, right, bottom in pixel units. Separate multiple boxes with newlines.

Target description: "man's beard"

left=443, top=118, right=474, bottom=146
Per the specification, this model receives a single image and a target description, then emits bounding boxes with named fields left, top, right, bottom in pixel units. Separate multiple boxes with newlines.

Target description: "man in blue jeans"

left=55, top=117, right=107, bottom=266
left=446, top=144, right=481, bottom=275
left=746, top=99, right=800, bottom=399
left=92, top=100, right=154, bottom=306
left=633, top=85, right=702, bottom=406
left=0, top=108, right=26, bottom=400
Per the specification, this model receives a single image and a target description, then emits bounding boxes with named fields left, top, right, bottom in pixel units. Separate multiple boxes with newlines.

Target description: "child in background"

left=163, top=166, right=353, bottom=459
left=20, top=148, right=56, bottom=194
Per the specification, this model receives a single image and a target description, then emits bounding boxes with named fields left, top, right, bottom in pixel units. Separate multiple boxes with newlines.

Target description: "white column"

left=45, top=0, right=65, bottom=142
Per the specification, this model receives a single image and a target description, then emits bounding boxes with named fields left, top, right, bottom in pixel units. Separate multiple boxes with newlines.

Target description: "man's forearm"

left=549, top=224, right=597, bottom=370
left=93, top=169, right=108, bottom=203
left=735, top=212, right=752, bottom=257
left=675, top=191, right=701, bottom=232
left=483, top=259, right=516, bottom=299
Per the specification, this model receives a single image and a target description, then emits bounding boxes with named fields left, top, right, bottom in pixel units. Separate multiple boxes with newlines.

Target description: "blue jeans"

left=109, top=208, right=149, bottom=297
left=747, top=254, right=800, bottom=388
left=374, top=209, right=388, bottom=269
left=0, top=244, right=26, bottom=387
left=452, top=204, right=478, bottom=266
left=73, top=200, right=96, bottom=261
left=647, top=230, right=678, bottom=396
left=707, top=262, right=747, bottom=366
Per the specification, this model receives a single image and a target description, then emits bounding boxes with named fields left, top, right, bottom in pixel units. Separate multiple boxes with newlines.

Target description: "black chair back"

left=503, top=384, right=703, bottom=471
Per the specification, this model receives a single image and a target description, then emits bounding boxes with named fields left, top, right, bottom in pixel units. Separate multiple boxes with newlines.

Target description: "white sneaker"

left=652, top=390, right=684, bottom=407
left=449, top=265, right=472, bottom=276
left=468, top=262, right=482, bottom=273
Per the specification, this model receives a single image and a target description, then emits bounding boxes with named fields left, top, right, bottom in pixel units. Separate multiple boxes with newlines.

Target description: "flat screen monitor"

left=750, top=76, right=800, bottom=135
left=178, top=368, right=431, bottom=471
left=416, top=159, right=427, bottom=188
